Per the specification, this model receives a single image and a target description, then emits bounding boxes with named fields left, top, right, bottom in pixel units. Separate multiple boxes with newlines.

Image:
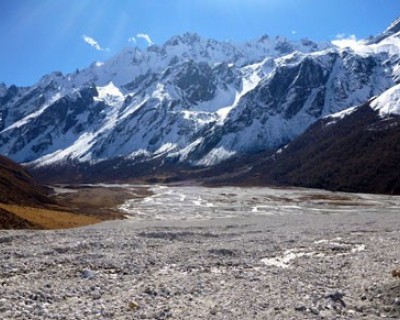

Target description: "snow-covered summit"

left=66, top=32, right=331, bottom=89
left=164, top=32, right=203, bottom=46
left=366, top=17, right=400, bottom=45
left=383, top=17, right=400, bottom=37
left=0, top=21, right=400, bottom=171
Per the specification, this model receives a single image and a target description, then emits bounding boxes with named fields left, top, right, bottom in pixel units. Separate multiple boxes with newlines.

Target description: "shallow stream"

left=118, top=185, right=400, bottom=220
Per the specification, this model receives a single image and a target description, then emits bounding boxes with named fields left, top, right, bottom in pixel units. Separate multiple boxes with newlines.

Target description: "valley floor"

left=0, top=186, right=400, bottom=319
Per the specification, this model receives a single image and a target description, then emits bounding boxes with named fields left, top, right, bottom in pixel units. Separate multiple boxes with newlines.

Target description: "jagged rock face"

left=183, top=50, right=394, bottom=164
left=237, top=56, right=331, bottom=120
left=175, top=61, right=216, bottom=103
left=0, top=23, right=399, bottom=174
left=0, top=86, right=107, bottom=163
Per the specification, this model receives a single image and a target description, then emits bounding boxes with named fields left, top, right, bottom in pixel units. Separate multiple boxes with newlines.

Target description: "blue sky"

left=1, top=0, right=399, bottom=86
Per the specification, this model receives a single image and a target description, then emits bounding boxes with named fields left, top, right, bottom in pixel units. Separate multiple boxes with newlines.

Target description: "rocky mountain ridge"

left=0, top=20, right=399, bottom=183
left=225, top=83, right=399, bottom=195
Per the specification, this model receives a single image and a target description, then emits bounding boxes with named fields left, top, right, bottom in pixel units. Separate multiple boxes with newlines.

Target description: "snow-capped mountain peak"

left=164, top=32, right=203, bottom=46
left=1, top=20, right=400, bottom=173
left=384, top=17, right=400, bottom=36
left=69, top=32, right=331, bottom=90
left=366, top=17, right=400, bottom=45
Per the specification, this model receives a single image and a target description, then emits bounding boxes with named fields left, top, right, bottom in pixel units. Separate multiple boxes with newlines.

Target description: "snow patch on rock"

left=371, top=83, right=400, bottom=116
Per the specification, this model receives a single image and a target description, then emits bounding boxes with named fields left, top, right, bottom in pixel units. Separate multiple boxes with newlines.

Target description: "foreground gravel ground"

left=1, top=186, right=400, bottom=319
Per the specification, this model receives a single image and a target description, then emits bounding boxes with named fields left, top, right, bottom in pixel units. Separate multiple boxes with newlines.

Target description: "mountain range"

left=1, top=19, right=400, bottom=193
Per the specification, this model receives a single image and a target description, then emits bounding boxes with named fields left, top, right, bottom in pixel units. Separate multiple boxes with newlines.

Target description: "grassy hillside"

left=0, top=155, right=54, bottom=206
left=0, top=155, right=124, bottom=229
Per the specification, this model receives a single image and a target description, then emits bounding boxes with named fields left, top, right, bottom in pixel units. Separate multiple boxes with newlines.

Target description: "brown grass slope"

left=0, top=155, right=109, bottom=229
left=0, top=154, right=54, bottom=206
left=0, top=203, right=101, bottom=230
left=0, top=207, right=39, bottom=229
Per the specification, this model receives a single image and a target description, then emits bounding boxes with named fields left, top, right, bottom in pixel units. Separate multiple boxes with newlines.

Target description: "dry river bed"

left=1, top=185, right=400, bottom=319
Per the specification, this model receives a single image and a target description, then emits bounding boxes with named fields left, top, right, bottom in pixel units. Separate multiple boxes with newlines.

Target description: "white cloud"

left=128, top=36, right=136, bottom=43
left=291, top=30, right=297, bottom=35
left=331, top=34, right=359, bottom=48
left=137, top=33, right=154, bottom=46
left=82, top=35, right=108, bottom=51
left=335, top=33, right=347, bottom=39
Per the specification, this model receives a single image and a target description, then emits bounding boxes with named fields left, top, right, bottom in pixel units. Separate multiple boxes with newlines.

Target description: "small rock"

left=81, top=269, right=95, bottom=279
left=361, top=294, right=367, bottom=301
left=210, top=308, right=218, bottom=315
left=129, top=300, right=140, bottom=310
left=320, top=310, right=332, bottom=318
left=325, top=291, right=346, bottom=307
left=294, top=305, right=307, bottom=312
left=91, top=291, right=102, bottom=299
left=310, top=307, right=320, bottom=315
left=391, top=269, right=400, bottom=277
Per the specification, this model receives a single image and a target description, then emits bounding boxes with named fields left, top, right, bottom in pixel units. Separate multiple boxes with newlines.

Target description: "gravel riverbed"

left=1, top=186, right=400, bottom=319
